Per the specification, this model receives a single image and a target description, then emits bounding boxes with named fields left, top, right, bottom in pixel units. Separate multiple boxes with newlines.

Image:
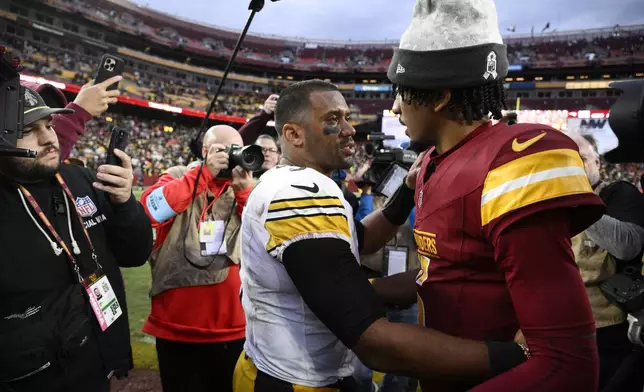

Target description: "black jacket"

left=0, top=164, right=152, bottom=389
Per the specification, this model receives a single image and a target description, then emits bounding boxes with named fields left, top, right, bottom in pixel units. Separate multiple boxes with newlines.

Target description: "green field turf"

left=121, top=265, right=158, bottom=370
left=122, top=188, right=158, bottom=370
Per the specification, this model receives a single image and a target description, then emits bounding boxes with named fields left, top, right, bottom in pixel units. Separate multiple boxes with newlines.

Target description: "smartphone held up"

left=100, top=125, right=130, bottom=185
left=94, top=54, right=125, bottom=91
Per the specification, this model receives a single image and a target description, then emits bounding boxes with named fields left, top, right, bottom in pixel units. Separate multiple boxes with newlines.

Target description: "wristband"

left=486, top=341, right=529, bottom=377
left=381, top=179, right=416, bottom=226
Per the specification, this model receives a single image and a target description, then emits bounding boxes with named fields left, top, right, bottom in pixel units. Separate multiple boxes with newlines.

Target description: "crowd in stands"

left=49, top=0, right=644, bottom=72
left=506, top=29, right=644, bottom=68
left=68, top=111, right=376, bottom=186
left=68, top=112, right=644, bottom=192
left=7, top=1, right=644, bottom=121
left=7, top=36, right=370, bottom=119
left=8, top=38, right=267, bottom=118
left=601, top=159, right=644, bottom=189
left=70, top=113, right=194, bottom=183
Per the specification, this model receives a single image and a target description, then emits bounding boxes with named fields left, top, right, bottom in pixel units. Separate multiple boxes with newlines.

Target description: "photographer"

left=0, top=88, right=152, bottom=391
left=570, top=134, right=644, bottom=391
left=140, top=125, right=254, bottom=392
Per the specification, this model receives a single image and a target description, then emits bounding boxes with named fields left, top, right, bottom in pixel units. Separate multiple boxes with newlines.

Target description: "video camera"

left=603, top=79, right=644, bottom=164
left=0, top=47, right=34, bottom=158
left=359, top=133, right=418, bottom=198
left=595, top=80, right=644, bottom=348
left=601, top=264, right=644, bottom=348
left=216, top=144, right=264, bottom=178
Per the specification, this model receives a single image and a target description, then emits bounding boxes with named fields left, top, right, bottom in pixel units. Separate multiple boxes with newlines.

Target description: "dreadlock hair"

left=397, top=80, right=507, bottom=125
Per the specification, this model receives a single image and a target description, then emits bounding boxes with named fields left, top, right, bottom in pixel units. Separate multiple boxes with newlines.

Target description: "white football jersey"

left=240, top=165, right=360, bottom=387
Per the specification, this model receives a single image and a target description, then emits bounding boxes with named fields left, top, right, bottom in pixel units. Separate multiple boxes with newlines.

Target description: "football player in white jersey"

left=233, top=80, right=529, bottom=392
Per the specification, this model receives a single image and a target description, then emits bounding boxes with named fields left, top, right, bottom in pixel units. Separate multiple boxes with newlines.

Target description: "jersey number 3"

left=416, top=255, right=431, bottom=285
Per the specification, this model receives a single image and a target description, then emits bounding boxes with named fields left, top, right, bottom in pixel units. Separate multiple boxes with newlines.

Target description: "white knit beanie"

left=388, top=0, right=509, bottom=89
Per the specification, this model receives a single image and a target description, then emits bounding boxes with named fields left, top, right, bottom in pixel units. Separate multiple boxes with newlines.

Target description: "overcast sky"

left=135, top=0, right=644, bottom=41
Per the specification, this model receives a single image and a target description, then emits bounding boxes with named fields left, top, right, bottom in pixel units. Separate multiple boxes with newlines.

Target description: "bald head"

left=202, top=125, right=243, bottom=156
left=570, top=133, right=601, bottom=187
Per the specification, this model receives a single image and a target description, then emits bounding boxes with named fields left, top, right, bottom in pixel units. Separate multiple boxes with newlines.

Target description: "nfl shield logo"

left=75, top=196, right=97, bottom=218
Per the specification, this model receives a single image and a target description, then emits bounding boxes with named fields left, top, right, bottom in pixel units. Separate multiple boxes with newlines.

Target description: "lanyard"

left=198, top=184, right=229, bottom=226
left=18, top=173, right=100, bottom=283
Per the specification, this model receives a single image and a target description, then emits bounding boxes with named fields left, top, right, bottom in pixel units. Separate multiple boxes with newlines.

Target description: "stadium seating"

left=47, top=0, right=644, bottom=72
left=70, top=112, right=374, bottom=189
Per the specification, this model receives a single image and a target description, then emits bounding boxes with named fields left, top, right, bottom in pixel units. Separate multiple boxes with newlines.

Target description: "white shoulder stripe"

left=481, top=166, right=587, bottom=206
left=266, top=206, right=346, bottom=221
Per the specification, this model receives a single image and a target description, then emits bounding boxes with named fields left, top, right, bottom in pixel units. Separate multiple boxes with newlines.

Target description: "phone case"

left=105, top=125, right=129, bottom=168
left=94, top=54, right=125, bottom=91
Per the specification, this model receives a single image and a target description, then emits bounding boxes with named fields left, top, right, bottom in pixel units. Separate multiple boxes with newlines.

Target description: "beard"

left=0, top=151, right=60, bottom=183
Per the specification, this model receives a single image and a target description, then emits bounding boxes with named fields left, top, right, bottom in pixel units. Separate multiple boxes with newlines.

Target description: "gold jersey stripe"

left=481, top=174, right=592, bottom=225
left=483, top=148, right=584, bottom=195
left=481, top=148, right=593, bottom=225
left=269, top=196, right=343, bottom=212
left=413, top=229, right=436, bottom=238
left=265, top=213, right=350, bottom=252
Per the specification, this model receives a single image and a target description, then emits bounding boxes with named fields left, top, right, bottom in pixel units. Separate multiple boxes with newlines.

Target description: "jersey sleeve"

left=263, top=178, right=352, bottom=262
left=481, top=129, right=606, bottom=243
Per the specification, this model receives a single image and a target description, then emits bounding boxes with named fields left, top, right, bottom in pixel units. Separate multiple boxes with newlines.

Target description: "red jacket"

left=21, top=81, right=92, bottom=160
left=140, top=165, right=251, bottom=343
left=414, top=122, right=605, bottom=391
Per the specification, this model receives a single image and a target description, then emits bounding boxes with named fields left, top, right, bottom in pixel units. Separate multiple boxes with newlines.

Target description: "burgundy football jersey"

left=413, top=122, right=604, bottom=348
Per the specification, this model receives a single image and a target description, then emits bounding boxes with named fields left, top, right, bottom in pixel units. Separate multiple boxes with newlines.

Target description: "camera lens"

left=242, top=149, right=257, bottom=166
left=236, top=145, right=264, bottom=171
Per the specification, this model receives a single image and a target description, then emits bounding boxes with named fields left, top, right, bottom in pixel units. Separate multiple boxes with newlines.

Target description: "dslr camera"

left=216, top=144, right=264, bottom=178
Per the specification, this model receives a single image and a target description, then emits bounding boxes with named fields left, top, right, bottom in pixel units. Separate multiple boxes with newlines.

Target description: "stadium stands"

left=9, top=40, right=266, bottom=118
left=45, top=0, right=644, bottom=72
left=4, top=0, right=644, bottom=189
left=71, top=112, right=644, bottom=191
left=3, top=0, right=644, bottom=119
left=70, top=112, right=373, bottom=188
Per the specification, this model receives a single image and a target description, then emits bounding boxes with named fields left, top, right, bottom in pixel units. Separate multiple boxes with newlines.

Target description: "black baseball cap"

left=23, top=87, right=74, bottom=127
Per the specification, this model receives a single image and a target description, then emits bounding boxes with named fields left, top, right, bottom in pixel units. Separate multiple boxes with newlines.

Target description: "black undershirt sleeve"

left=354, top=219, right=365, bottom=253
left=282, top=238, right=385, bottom=349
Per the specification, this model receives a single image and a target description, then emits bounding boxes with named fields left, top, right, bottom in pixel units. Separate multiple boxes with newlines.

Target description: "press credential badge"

left=86, top=274, right=122, bottom=331
left=200, top=220, right=227, bottom=256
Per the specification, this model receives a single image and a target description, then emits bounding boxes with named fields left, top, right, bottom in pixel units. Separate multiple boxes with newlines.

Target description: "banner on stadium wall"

left=566, top=117, right=619, bottom=155
left=354, top=85, right=392, bottom=92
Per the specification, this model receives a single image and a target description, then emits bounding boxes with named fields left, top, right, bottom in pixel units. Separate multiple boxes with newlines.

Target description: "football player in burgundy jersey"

left=375, top=0, right=607, bottom=391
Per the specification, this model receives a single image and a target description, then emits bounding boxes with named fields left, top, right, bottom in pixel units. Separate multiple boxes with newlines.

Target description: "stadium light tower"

left=189, top=0, right=281, bottom=159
